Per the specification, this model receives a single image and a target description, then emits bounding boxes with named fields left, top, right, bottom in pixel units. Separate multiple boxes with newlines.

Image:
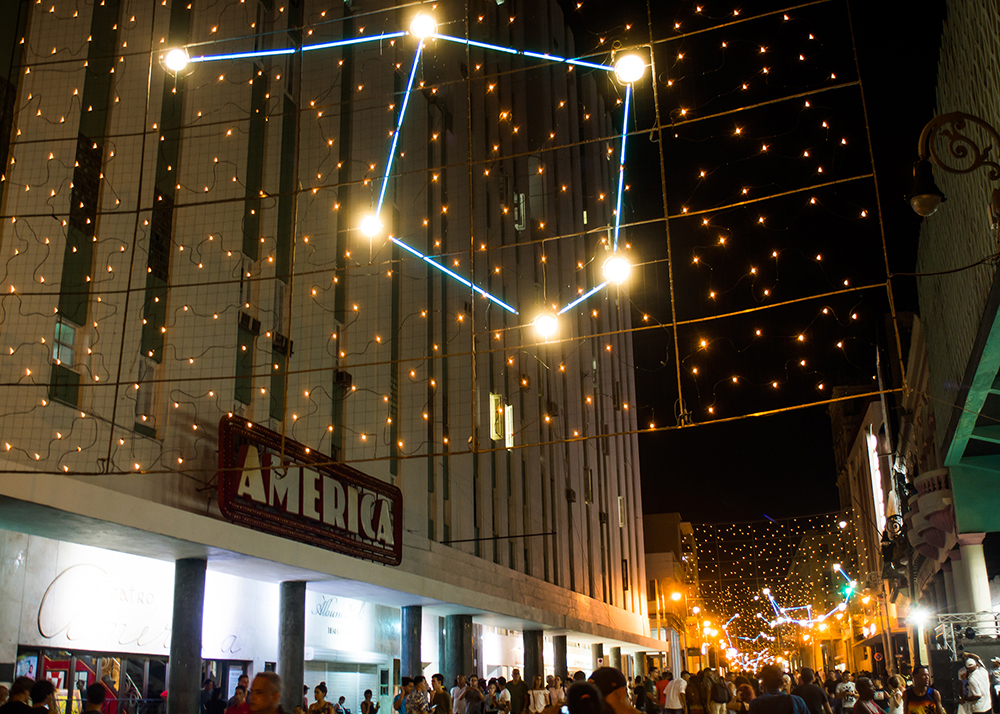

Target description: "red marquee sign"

left=218, top=416, right=403, bottom=565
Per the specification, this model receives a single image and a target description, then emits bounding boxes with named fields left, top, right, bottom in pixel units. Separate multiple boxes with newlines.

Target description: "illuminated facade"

left=0, top=0, right=655, bottom=693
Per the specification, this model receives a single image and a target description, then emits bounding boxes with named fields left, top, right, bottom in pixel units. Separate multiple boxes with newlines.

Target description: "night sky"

left=557, top=0, right=947, bottom=522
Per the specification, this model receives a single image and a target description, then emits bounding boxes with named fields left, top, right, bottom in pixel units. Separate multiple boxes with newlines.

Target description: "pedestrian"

left=452, top=677, right=469, bottom=714
left=406, top=677, right=431, bottom=714
left=227, top=687, right=248, bottom=714
left=29, top=681, right=55, bottom=714
left=566, top=683, right=602, bottom=714
left=589, top=668, right=641, bottom=714
left=0, top=678, right=34, bottom=714
left=727, top=685, right=754, bottom=713
left=506, top=671, right=528, bottom=714
left=747, top=667, right=808, bottom=714
left=705, top=669, right=731, bottom=714
left=791, top=668, right=832, bottom=714
left=687, top=673, right=707, bottom=714
left=496, top=679, right=510, bottom=714
left=203, top=681, right=217, bottom=714
left=361, top=691, right=380, bottom=714
left=485, top=682, right=502, bottom=714
left=207, top=688, right=227, bottom=714
left=431, top=674, right=452, bottom=714
left=884, top=677, right=902, bottom=714
left=635, top=685, right=658, bottom=714
left=963, top=656, right=992, bottom=714
left=248, top=673, right=283, bottom=714
left=902, top=666, right=941, bottom=714
left=548, top=677, right=564, bottom=707
left=311, top=684, right=335, bottom=714
left=394, top=678, right=414, bottom=714
left=835, top=674, right=857, bottom=714
left=231, top=678, right=251, bottom=709
left=664, top=672, right=688, bottom=714
left=334, top=698, right=347, bottom=714
left=852, top=678, right=882, bottom=714
left=527, top=678, right=546, bottom=714
left=465, top=680, right=484, bottom=714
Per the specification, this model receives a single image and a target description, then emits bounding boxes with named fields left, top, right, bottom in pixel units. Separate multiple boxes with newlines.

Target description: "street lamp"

left=910, top=112, right=1000, bottom=220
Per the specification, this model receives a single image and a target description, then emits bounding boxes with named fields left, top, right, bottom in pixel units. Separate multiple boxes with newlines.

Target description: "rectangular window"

left=618, top=495, right=625, bottom=527
left=584, top=468, right=593, bottom=504
left=53, top=321, right=76, bottom=367
left=235, top=324, right=256, bottom=405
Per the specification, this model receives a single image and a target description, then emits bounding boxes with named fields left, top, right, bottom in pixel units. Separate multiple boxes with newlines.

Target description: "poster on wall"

left=16, top=654, right=37, bottom=679
left=218, top=416, right=403, bottom=566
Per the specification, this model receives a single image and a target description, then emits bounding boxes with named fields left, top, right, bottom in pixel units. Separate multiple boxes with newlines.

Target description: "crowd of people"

left=1, top=658, right=993, bottom=714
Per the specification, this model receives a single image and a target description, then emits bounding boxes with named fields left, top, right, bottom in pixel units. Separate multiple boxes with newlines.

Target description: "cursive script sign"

left=218, top=416, right=403, bottom=565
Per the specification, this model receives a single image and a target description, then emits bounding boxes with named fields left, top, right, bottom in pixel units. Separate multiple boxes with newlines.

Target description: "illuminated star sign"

left=162, top=14, right=646, bottom=330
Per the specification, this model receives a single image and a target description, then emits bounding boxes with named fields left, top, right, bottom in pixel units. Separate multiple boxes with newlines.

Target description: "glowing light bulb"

left=602, top=253, right=631, bottom=284
left=163, top=48, right=189, bottom=72
left=533, top=312, right=558, bottom=340
left=359, top=214, right=383, bottom=238
left=409, top=13, right=437, bottom=39
left=614, top=54, right=646, bottom=84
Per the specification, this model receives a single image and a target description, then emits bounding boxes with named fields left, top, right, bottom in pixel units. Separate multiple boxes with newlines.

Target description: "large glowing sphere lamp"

left=603, top=253, right=631, bottom=284
left=410, top=13, right=437, bottom=40
left=614, top=54, right=646, bottom=84
left=533, top=312, right=558, bottom=340
left=360, top=214, right=383, bottom=238
left=163, top=48, right=190, bottom=73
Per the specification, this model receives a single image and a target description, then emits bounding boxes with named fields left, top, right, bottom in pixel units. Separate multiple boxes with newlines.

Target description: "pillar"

left=942, top=561, right=956, bottom=613
left=951, top=549, right=972, bottom=612
left=279, top=582, right=307, bottom=714
left=591, top=643, right=604, bottom=672
left=634, top=652, right=646, bottom=678
left=443, top=615, right=474, bottom=687
left=167, top=558, right=207, bottom=714
left=932, top=574, right=947, bottom=614
left=609, top=647, right=621, bottom=671
left=959, top=535, right=992, bottom=613
left=523, top=631, right=544, bottom=685
left=402, top=606, right=423, bottom=679
left=553, top=636, right=568, bottom=680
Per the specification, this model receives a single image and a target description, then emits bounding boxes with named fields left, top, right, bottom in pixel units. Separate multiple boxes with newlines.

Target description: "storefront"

left=1, top=530, right=397, bottom=714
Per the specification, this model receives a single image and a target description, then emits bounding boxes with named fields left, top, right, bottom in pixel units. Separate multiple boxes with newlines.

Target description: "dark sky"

left=557, top=0, right=947, bottom=522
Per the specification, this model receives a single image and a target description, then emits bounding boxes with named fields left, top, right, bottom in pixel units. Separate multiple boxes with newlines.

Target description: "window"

left=53, top=321, right=76, bottom=366
left=618, top=495, right=625, bottom=527
left=584, top=469, right=593, bottom=504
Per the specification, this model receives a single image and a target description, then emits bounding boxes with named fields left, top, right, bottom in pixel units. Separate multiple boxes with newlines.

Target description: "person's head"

left=912, top=666, right=928, bottom=689
left=759, top=666, right=784, bottom=692
left=966, top=658, right=979, bottom=672
left=573, top=672, right=586, bottom=683
left=295, top=707, right=305, bottom=714
left=511, top=670, right=522, bottom=683
left=365, top=690, right=373, bottom=701
left=737, top=685, right=754, bottom=703
left=488, top=682, right=497, bottom=695
left=414, top=677, right=427, bottom=693
left=212, top=689, right=223, bottom=701
left=497, top=678, right=507, bottom=689
left=681, top=672, right=691, bottom=682
left=725, top=673, right=735, bottom=683
left=338, top=698, right=346, bottom=705
left=799, top=668, right=815, bottom=685
left=844, top=672, right=853, bottom=683
left=532, top=676, right=543, bottom=690
left=316, top=683, right=328, bottom=702
left=664, top=671, right=673, bottom=682
left=856, top=678, right=874, bottom=701
left=30, top=680, right=56, bottom=708
left=470, top=677, right=479, bottom=690
left=234, top=686, right=247, bottom=705
left=85, top=684, right=106, bottom=709
left=589, top=667, right=628, bottom=704
left=249, top=673, right=282, bottom=714
left=781, top=675, right=792, bottom=692
left=239, top=676, right=250, bottom=689
left=432, top=674, right=445, bottom=692
left=204, top=680, right=215, bottom=692
left=566, top=683, right=603, bottom=714
left=456, top=676, right=466, bottom=688
left=10, top=678, right=34, bottom=704
left=401, top=678, right=414, bottom=695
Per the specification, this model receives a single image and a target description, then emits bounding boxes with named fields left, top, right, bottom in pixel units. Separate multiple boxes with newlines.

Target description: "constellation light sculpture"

left=172, top=17, right=646, bottom=322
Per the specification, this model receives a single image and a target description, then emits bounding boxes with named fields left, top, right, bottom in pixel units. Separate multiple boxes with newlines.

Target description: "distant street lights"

left=910, top=111, right=1000, bottom=222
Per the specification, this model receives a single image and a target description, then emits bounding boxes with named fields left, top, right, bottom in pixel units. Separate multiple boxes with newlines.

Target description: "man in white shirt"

left=964, top=657, right=993, bottom=714
left=835, top=673, right=857, bottom=713
left=664, top=672, right=688, bottom=714
left=451, top=676, right=468, bottom=714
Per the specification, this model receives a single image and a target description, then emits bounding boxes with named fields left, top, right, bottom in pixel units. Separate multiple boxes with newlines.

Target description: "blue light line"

left=376, top=43, right=423, bottom=214
left=433, top=34, right=613, bottom=71
left=389, top=237, right=519, bottom=315
left=189, top=31, right=407, bottom=63
left=612, top=83, right=632, bottom=251
left=558, top=282, right=609, bottom=314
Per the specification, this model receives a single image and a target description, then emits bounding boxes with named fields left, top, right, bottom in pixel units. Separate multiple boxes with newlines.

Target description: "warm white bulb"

left=360, top=214, right=383, bottom=238
left=614, top=54, right=646, bottom=84
left=164, top=48, right=189, bottom=73
left=409, top=13, right=437, bottom=39
left=533, top=312, right=558, bottom=340
left=603, top=253, right=631, bottom=284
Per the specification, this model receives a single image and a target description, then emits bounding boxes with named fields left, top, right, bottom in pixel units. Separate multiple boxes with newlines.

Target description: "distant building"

left=644, top=513, right=698, bottom=674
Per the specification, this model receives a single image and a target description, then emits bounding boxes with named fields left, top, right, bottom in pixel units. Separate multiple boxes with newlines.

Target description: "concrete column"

left=279, top=582, right=307, bottom=714
left=523, top=630, right=544, bottom=685
left=609, top=647, right=621, bottom=671
left=591, top=643, right=604, bottom=672
left=959, top=535, right=992, bottom=613
left=402, top=606, right=423, bottom=679
left=552, top=636, right=568, bottom=680
left=443, top=615, right=474, bottom=687
left=634, top=652, right=646, bottom=678
left=951, top=549, right=972, bottom=612
left=933, top=574, right=947, bottom=614
left=167, top=558, right=207, bottom=714
left=942, top=561, right=956, bottom=613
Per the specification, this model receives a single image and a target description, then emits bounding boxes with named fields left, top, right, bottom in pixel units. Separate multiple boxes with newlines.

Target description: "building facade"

left=0, top=0, right=655, bottom=705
